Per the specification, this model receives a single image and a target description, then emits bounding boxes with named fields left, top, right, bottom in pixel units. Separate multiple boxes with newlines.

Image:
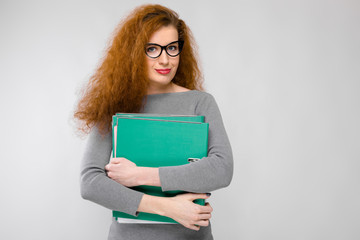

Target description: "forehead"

left=148, top=25, right=178, bottom=45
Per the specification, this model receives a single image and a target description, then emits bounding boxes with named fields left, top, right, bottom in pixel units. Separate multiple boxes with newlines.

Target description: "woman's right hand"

left=164, top=193, right=213, bottom=231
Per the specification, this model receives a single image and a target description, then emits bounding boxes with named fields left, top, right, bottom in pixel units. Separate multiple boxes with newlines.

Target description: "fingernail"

left=206, top=193, right=211, bottom=196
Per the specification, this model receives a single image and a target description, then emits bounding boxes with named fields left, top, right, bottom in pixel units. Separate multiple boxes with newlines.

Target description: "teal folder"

left=112, top=114, right=209, bottom=223
left=112, top=113, right=205, bottom=154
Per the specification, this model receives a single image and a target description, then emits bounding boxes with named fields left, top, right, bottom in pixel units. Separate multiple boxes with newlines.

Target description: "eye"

left=146, top=46, right=157, bottom=53
left=167, top=45, right=178, bottom=52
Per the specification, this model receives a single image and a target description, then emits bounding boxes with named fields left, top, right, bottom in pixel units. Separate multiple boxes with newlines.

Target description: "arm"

left=105, top=157, right=161, bottom=187
left=80, top=126, right=144, bottom=216
left=81, top=125, right=213, bottom=230
left=106, top=93, right=233, bottom=193
left=138, top=193, right=213, bottom=231
left=159, top=93, right=233, bottom=192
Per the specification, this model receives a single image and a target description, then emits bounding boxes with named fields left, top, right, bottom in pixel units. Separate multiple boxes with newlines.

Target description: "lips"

left=155, top=69, right=171, bottom=74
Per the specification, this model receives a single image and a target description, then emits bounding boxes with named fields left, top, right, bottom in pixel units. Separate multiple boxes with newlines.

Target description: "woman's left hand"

left=105, top=157, right=140, bottom=187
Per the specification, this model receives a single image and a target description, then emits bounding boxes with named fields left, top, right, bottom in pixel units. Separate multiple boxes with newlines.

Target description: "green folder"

left=112, top=113, right=205, bottom=154
left=112, top=114, right=209, bottom=223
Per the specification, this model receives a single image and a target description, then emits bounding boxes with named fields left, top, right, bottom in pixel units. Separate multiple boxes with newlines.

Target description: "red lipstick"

left=155, top=69, right=171, bottom=74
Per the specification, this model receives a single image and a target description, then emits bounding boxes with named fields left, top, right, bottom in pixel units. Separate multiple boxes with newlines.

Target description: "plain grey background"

left=1, top=0, right=359, bottom=239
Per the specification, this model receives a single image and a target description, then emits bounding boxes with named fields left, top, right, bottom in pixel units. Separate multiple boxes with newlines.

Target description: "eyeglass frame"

left=145, top=40, right=184, bottom=59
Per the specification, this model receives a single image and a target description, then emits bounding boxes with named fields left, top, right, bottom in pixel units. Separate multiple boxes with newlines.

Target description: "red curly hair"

left=74, top=4, right=203, bottom=135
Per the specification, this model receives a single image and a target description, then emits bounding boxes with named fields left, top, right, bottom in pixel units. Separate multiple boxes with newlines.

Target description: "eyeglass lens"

left=145, top=41, right=182, bottom=58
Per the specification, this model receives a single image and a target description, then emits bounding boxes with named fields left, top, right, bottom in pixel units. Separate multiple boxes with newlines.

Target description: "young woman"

left=74, top=4, right=233, bottom=240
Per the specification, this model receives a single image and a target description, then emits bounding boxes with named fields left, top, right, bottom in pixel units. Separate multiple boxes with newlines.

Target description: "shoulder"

left=192, top=90, right=215, bottom=100
left=172, top=84, right=215, bottom=102
left=192, top=90, right=219, bottom=114
left=191, top=90, right=216, bottom=104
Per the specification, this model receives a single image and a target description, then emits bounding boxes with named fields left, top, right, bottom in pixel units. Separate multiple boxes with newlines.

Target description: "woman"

left=74, top=4, right=233, bottom=240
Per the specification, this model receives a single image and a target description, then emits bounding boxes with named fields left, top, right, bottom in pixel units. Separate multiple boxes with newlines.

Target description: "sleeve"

left=80, top=126, right=144, bottom=216
left=158, top=93, right=233, bottom=193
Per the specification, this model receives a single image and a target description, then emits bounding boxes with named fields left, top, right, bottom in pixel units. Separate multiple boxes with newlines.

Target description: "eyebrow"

left=146, top=41, right=179, bottom=46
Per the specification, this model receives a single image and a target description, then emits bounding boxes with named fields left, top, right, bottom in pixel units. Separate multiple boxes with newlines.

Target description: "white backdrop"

left=1, top=0, right=359, bottom=239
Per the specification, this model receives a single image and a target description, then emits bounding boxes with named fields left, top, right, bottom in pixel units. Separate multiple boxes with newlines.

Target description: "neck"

left=147, top=82, right=176, bottom=95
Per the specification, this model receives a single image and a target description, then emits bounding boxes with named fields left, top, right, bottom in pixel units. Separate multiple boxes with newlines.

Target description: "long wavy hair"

left=74, top=4, right=203, bottom=135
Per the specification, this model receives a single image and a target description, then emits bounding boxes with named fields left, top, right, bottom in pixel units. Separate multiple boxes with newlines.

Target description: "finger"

left=188, top=224, right=200, bottom=231
left=110, top=158, right=121, bottom=164
left=198, top=204, right=213, bottom=213
left=105, top=163, right=117, bottom=171
left=204, top=202, right=212, bottom=209
left=186, top=193, right=211, bottom=201
left=198, top=213, right=211, bottom=220
left=104, top=164, right=110, bottom=171
left=195, top=219, right=210, bottom=227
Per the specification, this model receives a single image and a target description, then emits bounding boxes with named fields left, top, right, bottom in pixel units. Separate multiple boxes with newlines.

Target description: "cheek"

left=146, top=59, right=155, bottom=77
left=146, top=58, right=153, bottom=69
left=171, top=58, right=180, bottom=69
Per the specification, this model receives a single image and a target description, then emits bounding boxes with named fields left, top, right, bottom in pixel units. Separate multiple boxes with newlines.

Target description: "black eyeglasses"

left=145, top=40, right=184, bottom=58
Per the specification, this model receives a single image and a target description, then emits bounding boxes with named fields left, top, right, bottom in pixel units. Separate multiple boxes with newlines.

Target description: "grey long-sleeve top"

left=80, top=90, right=233, bottom=240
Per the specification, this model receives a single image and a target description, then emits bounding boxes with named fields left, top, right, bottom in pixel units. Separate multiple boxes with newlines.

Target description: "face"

left=145, top=25, right=180, bottom=91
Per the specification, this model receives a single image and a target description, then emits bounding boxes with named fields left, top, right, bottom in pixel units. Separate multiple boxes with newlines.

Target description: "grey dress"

left=80, top=90, right=233, bottom=240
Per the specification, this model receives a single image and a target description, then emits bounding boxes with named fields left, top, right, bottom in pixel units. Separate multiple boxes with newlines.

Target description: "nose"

left=158, top=50, right=169, bottom=65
